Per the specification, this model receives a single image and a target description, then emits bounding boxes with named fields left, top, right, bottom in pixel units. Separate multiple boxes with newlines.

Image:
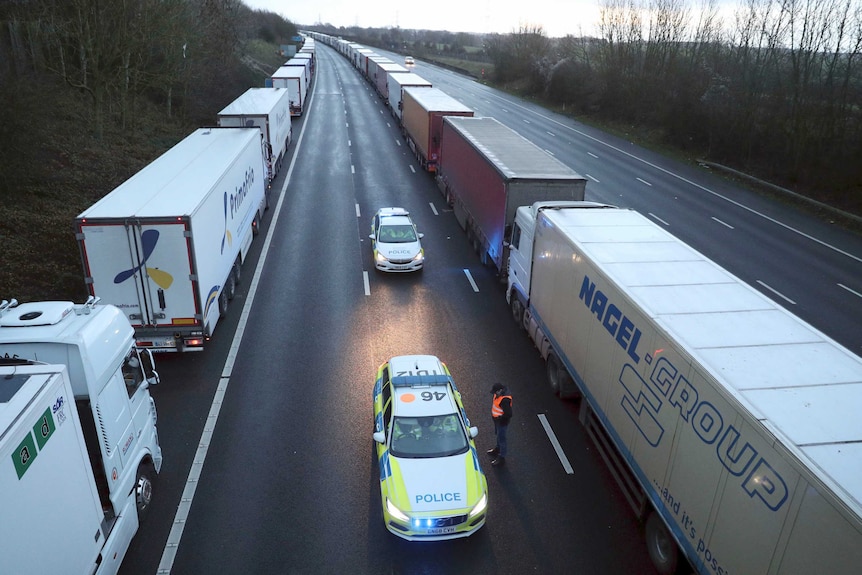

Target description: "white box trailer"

left=75, top=128, right=267, bottom=352
left=506, top=203, right=862, bottom=574
left=218, top=87, right=293, bottom=186
left=375, top=62, right=408, bottom=102
left=0, top=297, right=162, bottom=575
left=271, top=65, right=307, bottom=116
left=284, top=56, right=312, bottom=87
left=387, top=72, right=432, bottom=121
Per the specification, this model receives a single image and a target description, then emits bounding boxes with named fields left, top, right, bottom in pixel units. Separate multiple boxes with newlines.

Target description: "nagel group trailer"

left=401, top=87, right=473, bottom=172
left=75, top=127, right=267, bottom=352
left=437, top=116, right=586, bottom=272
left=506, top=202, right=862, bottom=575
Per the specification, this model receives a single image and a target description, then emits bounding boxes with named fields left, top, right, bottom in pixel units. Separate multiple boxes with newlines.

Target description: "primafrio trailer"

left=0, top=297, right=162, bottom=575
left=401, top=87, right=473, bottom=173
left=505, top=202, right=862, bottom=575
left=75, top=127, right=266, bottom=352
left=437, top=116, right=586, bottom=273
left=218, top=87, right=293, bottom=186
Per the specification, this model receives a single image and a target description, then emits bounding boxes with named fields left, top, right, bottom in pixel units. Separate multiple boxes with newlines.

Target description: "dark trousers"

left=493, top=419, right=509, bottom=457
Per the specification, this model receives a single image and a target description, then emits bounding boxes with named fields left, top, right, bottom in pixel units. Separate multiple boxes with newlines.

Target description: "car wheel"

left=645, top=511, right=679, bottom=575
left=135, top=461, right=155, bottom=521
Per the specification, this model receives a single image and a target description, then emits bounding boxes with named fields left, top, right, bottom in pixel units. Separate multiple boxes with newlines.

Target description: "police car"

left=368, top=207, right=424, bottom=272
left=372, top=355, right=488, bottom=540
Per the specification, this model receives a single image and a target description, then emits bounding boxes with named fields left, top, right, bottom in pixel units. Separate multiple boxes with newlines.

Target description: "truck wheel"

left=233, top=261, right=242, bottom=285
left=135, top=462, right=155, bottom=521
left=225, top=270, right=237, bottom=301
left=218, top=287, right=229, bottom=316
left=645, top=511, right=679, bottom=575
left=511, top=298, right=525, bottom=330
left=547, top=354, right=563, bottom=396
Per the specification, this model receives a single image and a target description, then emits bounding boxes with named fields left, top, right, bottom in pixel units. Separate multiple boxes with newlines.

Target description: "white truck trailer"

left=75, top=127, right=267, bottom=352
left=218, top=87, right=293, bottom=187
left=0, top=297, right=162, bottom=575
left=506, top=202, right=862, bottom=574
left=271, top=65, right=307, bottom=116
left=387, top=72, right=431, bottom=121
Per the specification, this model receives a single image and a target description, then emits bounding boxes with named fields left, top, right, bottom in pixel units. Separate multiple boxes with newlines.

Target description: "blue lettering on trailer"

left=579, top=275, right=642, bottom=363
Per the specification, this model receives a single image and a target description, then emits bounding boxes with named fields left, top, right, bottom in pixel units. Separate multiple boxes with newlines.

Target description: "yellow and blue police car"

left=372, top=355, right=488, bottom=540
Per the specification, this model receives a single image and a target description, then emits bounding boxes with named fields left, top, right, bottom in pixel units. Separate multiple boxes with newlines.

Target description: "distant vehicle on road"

left=404, top=56, right=415, bottom=66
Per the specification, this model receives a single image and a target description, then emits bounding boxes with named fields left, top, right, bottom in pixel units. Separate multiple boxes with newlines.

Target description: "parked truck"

left=387, top=72, right=432, bottom=121
left=0, top=297, right=162, bottom=575
left=437, top=116, right=586, bottom=273
left=506, top=202, right=862, bottom=575
left=75, top=127, right=267, bottom=352
left=401, top=87, right=473, bottom=172
left=218, top=87, right=293, bottom=187
left=271, top=65, right=307, bottom=116
left=374, top=62, right=409, bottom=102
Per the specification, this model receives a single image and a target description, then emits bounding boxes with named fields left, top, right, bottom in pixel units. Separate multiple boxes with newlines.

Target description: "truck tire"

left=135, top=461, right=155, bottom=521
left=547, top=354, right=563, bottom=396
left=232, top=260, right=242, bottom=286
left=218, top=287, right=229, bottom=316
left=645, top=511, right=679, bottom=575
left=511, top=298, right=525, bottom=330
left=225, top=270, right=237, bottom=301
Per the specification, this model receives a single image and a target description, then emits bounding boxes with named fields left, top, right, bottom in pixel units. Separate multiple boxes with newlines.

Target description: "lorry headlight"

left=386, top=498, right=410, bottom=522
left=468, top=493, right=487, bottom=517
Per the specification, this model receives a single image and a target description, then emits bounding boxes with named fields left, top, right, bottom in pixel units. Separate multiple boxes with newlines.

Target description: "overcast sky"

left=242, top=0, right=603, bottom=38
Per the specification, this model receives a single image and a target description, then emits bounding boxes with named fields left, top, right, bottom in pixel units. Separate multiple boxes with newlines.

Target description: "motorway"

left=120, top=42, right=862, bottom=575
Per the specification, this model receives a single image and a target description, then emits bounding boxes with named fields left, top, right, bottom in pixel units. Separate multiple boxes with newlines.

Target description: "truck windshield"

left=390, top=414, right=468, bottom=458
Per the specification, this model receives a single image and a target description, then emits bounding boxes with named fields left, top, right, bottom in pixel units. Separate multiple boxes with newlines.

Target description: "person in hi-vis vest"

left=487, top=383, right=513, bottom=467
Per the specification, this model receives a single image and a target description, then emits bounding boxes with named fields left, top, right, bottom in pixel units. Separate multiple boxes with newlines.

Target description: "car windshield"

left=379, top=224, right=417, bottom=243
left=390, top=414, right=469, bottom=458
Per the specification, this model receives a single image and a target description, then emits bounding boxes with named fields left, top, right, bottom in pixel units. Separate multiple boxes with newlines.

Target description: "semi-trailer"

left=506, top=202, right=862, bottom=575
left=75, top=127, right=267, bottom=352
left=401, top=87, right=473, bottom=173
left=271, top=65, right=307, bottom=116
left=437, top=116, right=586, bottom=272
left=387, top=72, right=432, bottom=120
left=218, top=87, right=292, bottom=186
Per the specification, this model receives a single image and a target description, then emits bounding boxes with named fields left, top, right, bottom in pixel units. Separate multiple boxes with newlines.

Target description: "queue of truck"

left=310, top=30, right=862, bottom=575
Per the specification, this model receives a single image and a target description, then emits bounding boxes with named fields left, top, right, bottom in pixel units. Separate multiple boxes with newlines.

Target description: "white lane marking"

left=523, top=119, right=531, bottom=124
left=351, top=165, right=355, bottom=174
left=395, top=139, right=401, bottom=147
left=757, top=280, right=796, bottom=305
left=348, top=139, right=351, bottom=147
left=409, top=165, right=416, bottom=173
left=649, top=213, right=669, bottom=226
left=545, top=149, right=555, bottom=156
left=588, top=152, right=599, bottom=159
left=499, top=102, right=861, bottom=264
left=502, top=108, right=509, bottom=113
left=587, top=174, right=600, bottom=183
left=538, top=414, right=574, bottom=475
left=364, top=271, right=371, bottom=296
left=838, top=283, right=862, bottom=298
left=429, top=203, right=439, bottom=216
left=355, top=203, right=361, bottom=218
left=637, top=177, right=653, bottom=186
left=463, top=269, right=479, bottom=292
left=158, top=69, right=317, bottom=573
left=712, top=217, right=734, bottom=229
left=547, top=131, right=556, bottom=137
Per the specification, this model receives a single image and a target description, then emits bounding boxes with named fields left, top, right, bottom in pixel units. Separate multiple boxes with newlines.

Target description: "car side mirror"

left=469, top=426, right=478, bottom=438
left=373, top=431, right=386, bottom=444
left=418, top=232, right=425, bottom=239
left=368, top=234, right=375, bottom=240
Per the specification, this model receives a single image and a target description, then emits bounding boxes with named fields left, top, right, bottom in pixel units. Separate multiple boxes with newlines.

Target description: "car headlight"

left=376, top=252, right=388, bottom=263
left=413, top=250, right=424, bottom=262
left=386, top=498, right=410, bottom=522
left=468, top=493, right=487, bottom=518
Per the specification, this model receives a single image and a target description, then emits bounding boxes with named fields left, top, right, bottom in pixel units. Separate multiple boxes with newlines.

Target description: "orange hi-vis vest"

left=491, top=394, right=512, bottom=418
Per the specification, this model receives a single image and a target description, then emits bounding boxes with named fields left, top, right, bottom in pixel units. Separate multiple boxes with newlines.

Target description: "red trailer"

left=437, top=116, right=587, bottom=272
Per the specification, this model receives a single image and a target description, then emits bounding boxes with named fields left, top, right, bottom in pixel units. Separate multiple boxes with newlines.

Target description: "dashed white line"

left=649, top=213, right=669, bottom=226
left=351, top=165, right=355, bottom=174
left=429, top=203, right=439, bottom=216
left=409, top=165, right=416, bottom=173
left=712, top=217, right=734, bottom=229
left=348, top=139, right=352, bottom=147
left=637, top=177, right=653, bottom=186
left=363, top=271, right=371, bottom=296
left=586, top=174, right=600, bottom=183
left=355, top=203, right=361, bottom=218
left=395, top=139, right=401, bottom=146
left=757, top=280, right=796, bottom=304
left=838, top=283, right=862, bottom=298
left=523, top=119, right=531, bottom=124
left=545, top=149, right=555, bottom=156
left=588, top=152, right=599, bottom=159
left=538, top=414, right=574, bottom=474
left=463, top=269, right=479, bottom=292
left=547, top=131, right=556, bottom=137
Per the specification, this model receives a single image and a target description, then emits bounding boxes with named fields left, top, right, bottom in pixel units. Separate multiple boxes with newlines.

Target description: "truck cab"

left=0, top=298, right=162, bottom=549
